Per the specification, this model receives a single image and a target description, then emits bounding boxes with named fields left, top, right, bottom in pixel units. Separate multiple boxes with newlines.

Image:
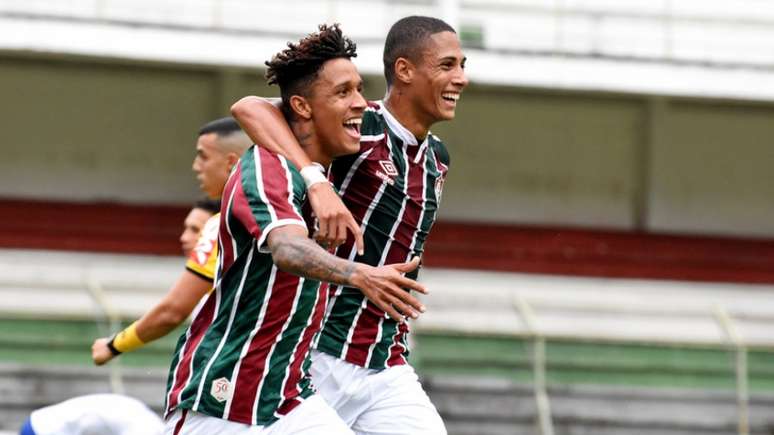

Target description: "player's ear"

left=225, top=152, right=240, bottom=169
left=394, top=57, right=414, bottom=85
left=289, top=95, right=312, bottom=120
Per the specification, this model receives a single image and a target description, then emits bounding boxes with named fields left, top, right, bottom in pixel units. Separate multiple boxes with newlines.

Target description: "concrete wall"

left=649, top=99, right=774, bottom=237
left=433, top=88, right=644, bottom=228
left=0, top=55, right=267, bottom=204
left=1, top=53, right=773, bottom=238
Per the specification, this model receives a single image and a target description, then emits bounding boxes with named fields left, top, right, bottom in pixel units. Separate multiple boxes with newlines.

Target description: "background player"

left=179, top=198, right=220, bottom=256
left=91, top=118, right=251, bottom=364
left=231, top=15, right=468, bottom=434
left=19, top=394, right=164, bottom=435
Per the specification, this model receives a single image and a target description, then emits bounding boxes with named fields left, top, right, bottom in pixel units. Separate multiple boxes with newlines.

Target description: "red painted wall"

left=3, top=199, right=774, bottom=284
left=0, top=199, right=186, bottom=255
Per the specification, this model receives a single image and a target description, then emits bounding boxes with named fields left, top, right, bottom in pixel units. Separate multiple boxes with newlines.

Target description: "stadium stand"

left=427, top=377, right=774, bottom=435
left=5, top=0, right=774, bottom=99
left=412, top=269, right=774, bottom=434
left=2, top=248, right=774, bottom=433
left=3, top=1, right=774, bottom=434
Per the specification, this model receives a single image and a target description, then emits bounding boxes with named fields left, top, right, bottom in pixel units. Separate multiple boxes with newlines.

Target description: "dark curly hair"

left=266, top=24, right=357, bottom=119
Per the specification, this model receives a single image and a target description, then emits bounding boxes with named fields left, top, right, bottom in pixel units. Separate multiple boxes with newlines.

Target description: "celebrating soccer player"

left=163, top=24, right=428, bottom=434
left=231, top=15, right=468, bottom=435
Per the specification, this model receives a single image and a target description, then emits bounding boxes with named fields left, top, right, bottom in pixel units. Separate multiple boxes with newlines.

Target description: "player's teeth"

left=344, top=118, right=362, bottom=126
left=442, top=93, right=459, bottom=101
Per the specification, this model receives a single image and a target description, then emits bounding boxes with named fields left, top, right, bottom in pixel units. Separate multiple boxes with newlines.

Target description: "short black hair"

left=198, top=117, right=242, bottom=137
left=193, top=197, right=220, bottom=215
left=265, top=24, right=357, bottom=119
left=383, top=16, right=455, bottom=87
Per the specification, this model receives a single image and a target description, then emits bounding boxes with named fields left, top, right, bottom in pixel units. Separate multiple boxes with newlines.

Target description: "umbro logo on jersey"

left=379, top=160, right=398, bottom=176
left=376, top=160, right=398, bottom=186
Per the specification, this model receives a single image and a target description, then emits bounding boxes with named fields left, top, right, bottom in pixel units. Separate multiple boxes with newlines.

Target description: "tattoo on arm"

left=271, top=232, right=355, bottom=285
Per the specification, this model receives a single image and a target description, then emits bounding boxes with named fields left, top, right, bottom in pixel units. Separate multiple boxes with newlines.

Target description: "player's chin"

left=435, top=108, right=456, bottom=122
left=342, top=127, right=361, bottom=148
left=204, top=187, right=219, bottom=200
left=339, top=136, right=361, bottom=155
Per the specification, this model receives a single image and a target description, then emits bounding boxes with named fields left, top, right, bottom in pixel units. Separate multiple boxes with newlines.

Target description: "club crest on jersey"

left=193, top=238, right=214, bottom=266
left=376, top=160, right=398, bottom=186
left=435, top=176, right=445, bottom=199
left=210, top=377, right=232, bottom=403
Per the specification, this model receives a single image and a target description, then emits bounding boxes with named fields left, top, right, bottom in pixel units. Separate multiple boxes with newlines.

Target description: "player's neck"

left=384, top=89, right=430, bottom=142
left=289, top=119, right=332, bottom=168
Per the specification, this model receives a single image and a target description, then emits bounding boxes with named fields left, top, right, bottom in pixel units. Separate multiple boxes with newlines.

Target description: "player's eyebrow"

left=439, top=55, right=463, bottom=64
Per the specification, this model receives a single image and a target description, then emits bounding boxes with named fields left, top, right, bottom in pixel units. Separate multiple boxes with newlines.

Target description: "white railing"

left=2, top=249, right=774, bottom=434
left=463, top=0, right=774, bottom=67
left=2, top=0, right=774, bottom=68
left=4, top=0, right=774, bottom=99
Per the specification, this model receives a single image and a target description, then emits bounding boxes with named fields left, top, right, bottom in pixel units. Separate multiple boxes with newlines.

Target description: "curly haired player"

left=163, top=24, right=427, bottom=435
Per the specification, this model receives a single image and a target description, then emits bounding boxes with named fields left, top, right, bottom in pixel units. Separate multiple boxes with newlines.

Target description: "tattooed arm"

left=267, top=225, right=427, bottom=322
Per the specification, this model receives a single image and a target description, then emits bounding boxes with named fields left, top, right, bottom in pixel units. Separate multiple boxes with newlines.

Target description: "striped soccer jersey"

left=314, top=100, right=450, bottom=370
left=185, top=212, right=220, bottom=281
left=164, top=146, right=328, bottom=427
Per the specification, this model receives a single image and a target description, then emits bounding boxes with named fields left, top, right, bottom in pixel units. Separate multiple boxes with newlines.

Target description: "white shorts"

left=164, top=394, right=353, bottom=435
left=309, top=350, right=446, bottom=435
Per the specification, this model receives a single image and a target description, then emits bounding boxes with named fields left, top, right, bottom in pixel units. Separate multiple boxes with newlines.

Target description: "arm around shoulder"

left=231, top=96, right=313, bottom=170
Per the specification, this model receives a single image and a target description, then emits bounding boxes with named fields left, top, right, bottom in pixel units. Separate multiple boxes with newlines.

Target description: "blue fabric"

left=19, top=417, right=36, bottom=435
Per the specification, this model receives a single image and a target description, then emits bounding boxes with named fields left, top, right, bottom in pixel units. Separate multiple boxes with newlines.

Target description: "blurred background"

left=1, top=0, right=774, bottom=434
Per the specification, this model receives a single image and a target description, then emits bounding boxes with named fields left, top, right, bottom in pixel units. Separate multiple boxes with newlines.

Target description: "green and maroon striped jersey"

left=164, top=146, right=327, bottom=427
left=314, top=101, right=450, bottom=370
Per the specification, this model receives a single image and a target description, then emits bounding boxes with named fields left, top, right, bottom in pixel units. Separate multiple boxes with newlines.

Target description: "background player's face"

left=308, top=57, right=367, bottom=158
left=192, top=133, right=233, bottom=199
left=412, top=31, right=468, bottom=123
left=179, top=207, right=213, bottom=256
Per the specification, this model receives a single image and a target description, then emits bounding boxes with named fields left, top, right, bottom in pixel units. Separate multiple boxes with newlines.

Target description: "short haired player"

left=231, top=15, right=468, bottom=434
left=91, top=118, right=251, bottom=365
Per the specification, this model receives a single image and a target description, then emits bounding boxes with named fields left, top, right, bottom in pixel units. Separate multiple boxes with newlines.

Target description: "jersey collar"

left=378, top=100, right=427, bottom=147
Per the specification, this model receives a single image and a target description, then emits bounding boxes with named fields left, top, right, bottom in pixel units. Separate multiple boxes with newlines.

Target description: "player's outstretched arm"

left=90, top=271, right=211, bottom=365
left=231, top=96, right=364, bottom=255
left=268, top=225, right=427, bottom=322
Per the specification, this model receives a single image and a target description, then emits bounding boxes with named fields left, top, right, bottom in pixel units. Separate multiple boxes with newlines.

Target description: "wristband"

left=106, top=337, right=122, bottom=356
left=300, top=163, right=328, bottom=189
left=111, top=321, right=145, bottom=354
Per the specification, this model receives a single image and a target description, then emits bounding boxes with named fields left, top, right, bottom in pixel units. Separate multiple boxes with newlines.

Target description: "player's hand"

left=349, top=257, right=427, bottom=322
left=308, top=182, right=364, bottom=255
left=91, top=337, right=114, bottom=366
